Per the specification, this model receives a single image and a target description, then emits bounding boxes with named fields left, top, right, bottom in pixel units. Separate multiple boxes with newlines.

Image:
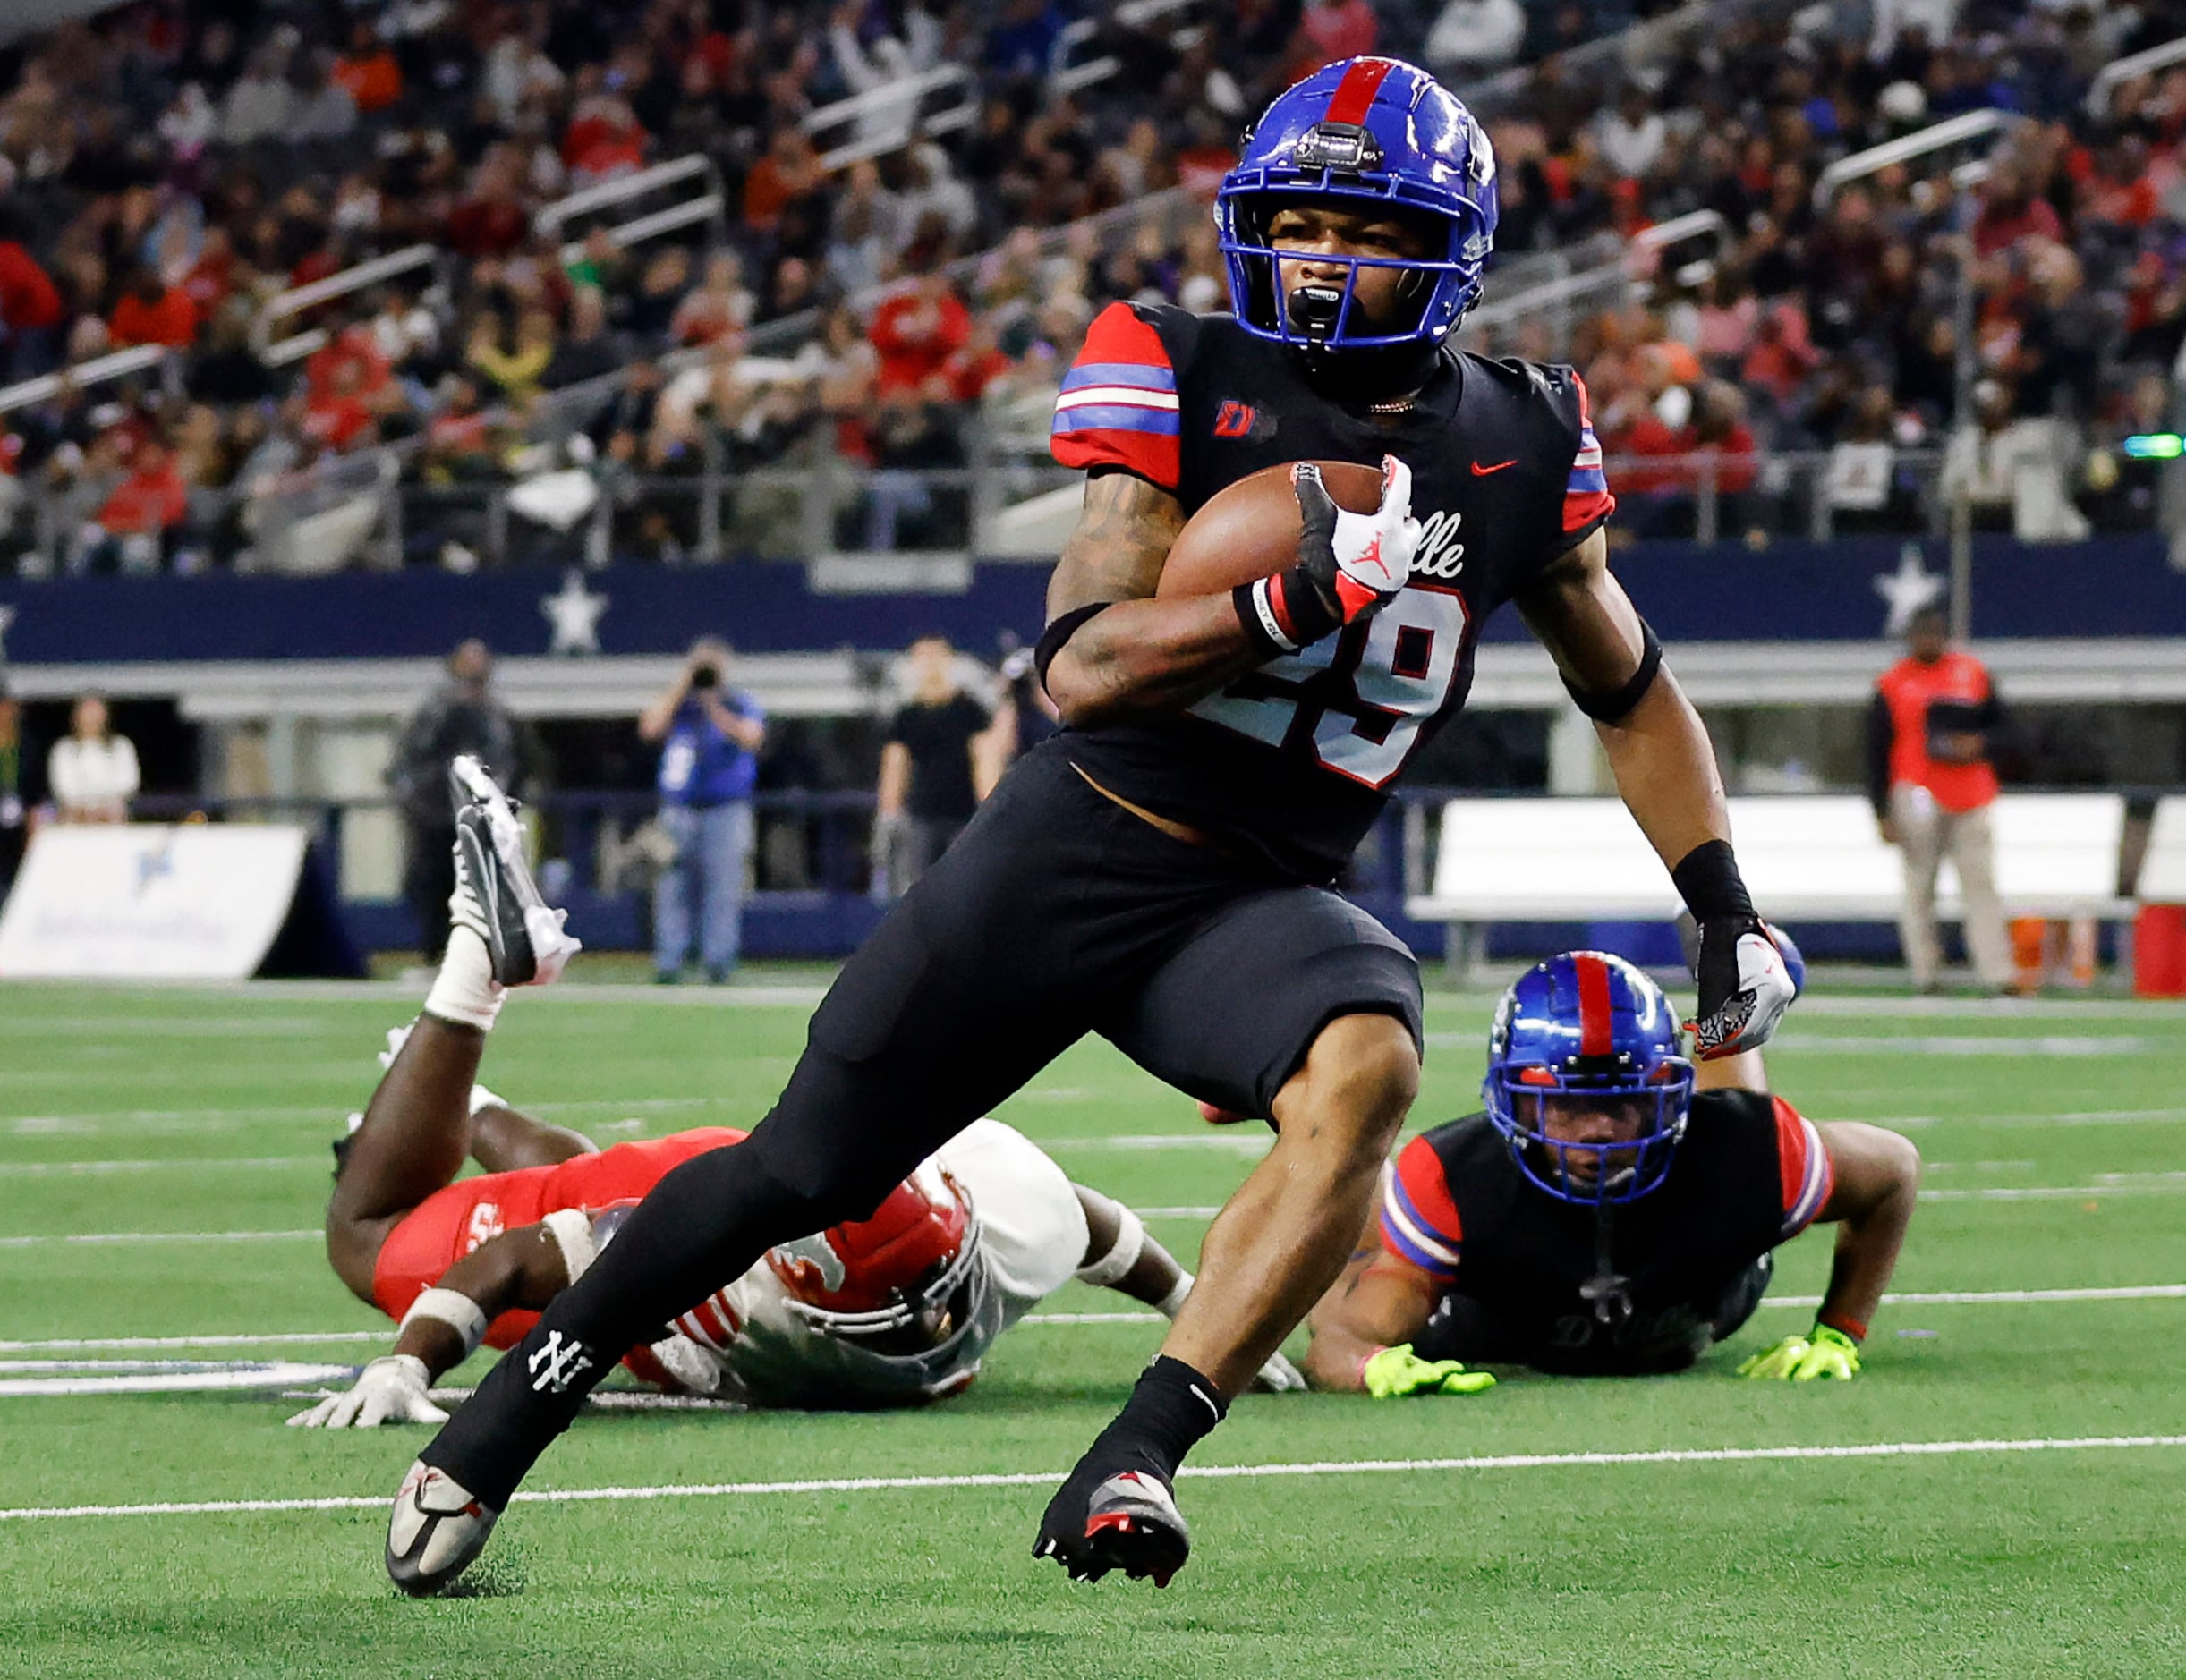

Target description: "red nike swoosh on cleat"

left=1471, top=459, right=1518, bottom=475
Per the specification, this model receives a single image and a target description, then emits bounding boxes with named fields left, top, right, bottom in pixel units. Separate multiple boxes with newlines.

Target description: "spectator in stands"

left=1869, top=605, right=2016, bottom=997
left=0, top=215, right=65, bottom=382
left=541, top=286, right=620, bottom=390
left=82, top=437, right=189, bottom=573
left=332, top=22, right=404, bottom=116
left=388, top=640, right=539, bottom=964
left=466, top=307, right=557, bottom=404
left=874, top=634, right=1004, bottom=895
left=1424, top=0, right=1527, bottom=75
left=47, top=692, right=137, bottom=824
left=870, top=270, right=971, bottom=395
left=106, top=267, right=197, bottom=351
left=669, top=252, right=755, bottom=348
left=639, top=637, right=765, bottom=985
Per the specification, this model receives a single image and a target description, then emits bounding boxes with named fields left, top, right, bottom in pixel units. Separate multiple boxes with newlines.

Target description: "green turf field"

left=1, top=974, right=2183, bottom=1677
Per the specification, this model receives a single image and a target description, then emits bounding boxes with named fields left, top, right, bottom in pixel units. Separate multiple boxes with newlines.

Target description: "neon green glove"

left=1361, top=1343, right=1496, bottom=1398
left=1738, top=1325, right=1862, bottom=1381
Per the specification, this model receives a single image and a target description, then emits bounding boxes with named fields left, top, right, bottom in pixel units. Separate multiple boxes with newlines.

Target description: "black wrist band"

left=1671, top=838, right=1755, bottom=923
left=1233, top=567, right=1340, bottom=659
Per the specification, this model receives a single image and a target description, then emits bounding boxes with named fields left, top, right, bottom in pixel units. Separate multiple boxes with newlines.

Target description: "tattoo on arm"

left=1046, top=471, right=1185, bottom=618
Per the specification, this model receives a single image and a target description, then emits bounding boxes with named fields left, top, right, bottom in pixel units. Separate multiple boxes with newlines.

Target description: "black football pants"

left=426, top=742, right=1422, bottom=1503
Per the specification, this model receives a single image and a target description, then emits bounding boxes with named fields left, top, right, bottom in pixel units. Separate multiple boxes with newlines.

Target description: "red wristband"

left=1816, top=1311, right=1867, bottom=1344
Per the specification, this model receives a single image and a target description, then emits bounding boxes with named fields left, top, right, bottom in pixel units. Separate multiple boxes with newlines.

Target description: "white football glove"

left=286, top=1354, right=448, bottom=1429
left=1252, top=1350, right=1308, bottom=1394
left=1292, top=454, right=1422, bottom=624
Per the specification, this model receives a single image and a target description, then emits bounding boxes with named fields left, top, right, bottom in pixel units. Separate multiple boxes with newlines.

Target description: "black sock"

left=1085, top=1356, right=1229, bottom=1483
left=421, top=1142, right=829, bottom=1507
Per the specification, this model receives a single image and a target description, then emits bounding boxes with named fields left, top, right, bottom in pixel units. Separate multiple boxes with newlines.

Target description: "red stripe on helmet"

left=1323, top=57, right=1397, bottom=125
left=1574, top=953, right=1613, bottom=1058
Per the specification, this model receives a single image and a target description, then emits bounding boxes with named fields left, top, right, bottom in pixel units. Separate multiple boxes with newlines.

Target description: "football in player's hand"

left=1156, top=460, right=1386, bottom=598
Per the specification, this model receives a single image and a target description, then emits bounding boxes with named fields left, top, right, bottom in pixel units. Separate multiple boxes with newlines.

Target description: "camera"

left=690, top=663, right=720, bottom=691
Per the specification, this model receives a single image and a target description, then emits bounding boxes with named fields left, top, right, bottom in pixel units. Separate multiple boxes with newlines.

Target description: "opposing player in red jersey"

left=387, top=59, right=1796, bottom=1597
left=1301, top=952, right=1920, bottom=1393
left=312, top=761, right=1292, bottom=1434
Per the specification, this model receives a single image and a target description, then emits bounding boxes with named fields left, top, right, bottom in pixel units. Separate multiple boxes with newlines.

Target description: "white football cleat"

left=386, top=1459, right=500, bottom=1597
left=447, top=756, right=580, bottom=988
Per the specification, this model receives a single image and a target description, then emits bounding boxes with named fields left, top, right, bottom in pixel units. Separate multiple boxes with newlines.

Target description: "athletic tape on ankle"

left=1073, top=1205, right=1146, bottom=1288
left=466, top=1084, right=507, bottom=1117
left=540, top=1208, right=596, bottom=1285
left=1154, top=1271, right=1193, bottom=1319
left=401, top=1287, right=489, bottom=1360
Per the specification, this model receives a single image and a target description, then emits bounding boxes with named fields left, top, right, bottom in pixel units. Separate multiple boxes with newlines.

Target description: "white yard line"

left=0, top=1158, right=319, bottom=1177
left=6, top=1434, right=2186, bottom=1522
left=0, top=1230, right=319, bottom=1249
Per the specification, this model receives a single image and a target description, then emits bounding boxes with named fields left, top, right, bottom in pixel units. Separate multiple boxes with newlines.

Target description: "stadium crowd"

left=0, top=0, right=2182, bottom=572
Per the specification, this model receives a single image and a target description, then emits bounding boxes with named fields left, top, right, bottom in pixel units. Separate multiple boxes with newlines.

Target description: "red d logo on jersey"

left=1212, top=401, right=1258, bottom=438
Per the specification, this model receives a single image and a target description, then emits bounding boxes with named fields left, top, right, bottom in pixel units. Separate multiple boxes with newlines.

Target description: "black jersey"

left=1050, top=301, right=1615, bottom=882
left=1378, top=1090, right=1834, bottom=1365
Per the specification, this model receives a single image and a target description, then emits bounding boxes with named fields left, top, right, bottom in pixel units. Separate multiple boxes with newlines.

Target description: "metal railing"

left=1813, top=109, right=2023, bottom=209
left=1050, top=0, right=1205, bottom=97
left=2088, top=32, right=2186, bottom=116
left=537, top=153, right=727, bottom=262
left=804, top=64, right=980, bottom=172
left=0, top=344, right=174, bottom=418
left=1459, top=0, right=1822, bottom=115
left=254, top=243, right=447, bottom=368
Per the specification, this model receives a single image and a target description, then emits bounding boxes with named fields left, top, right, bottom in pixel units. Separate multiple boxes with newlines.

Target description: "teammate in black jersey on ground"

left=1302, top=951, right=1921, bottom=1393
left=384, top=56, right=1799, bottom=1597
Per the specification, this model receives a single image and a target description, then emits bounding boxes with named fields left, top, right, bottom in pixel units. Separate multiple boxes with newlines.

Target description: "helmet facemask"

left=1484, top=1058, right=1695, bottom=1208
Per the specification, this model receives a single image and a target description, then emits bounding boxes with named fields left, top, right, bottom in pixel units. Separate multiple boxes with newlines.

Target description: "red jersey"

left=371, top=1128, right=748, bottom=1345
left=1876, top=650, right=2000, bottom=812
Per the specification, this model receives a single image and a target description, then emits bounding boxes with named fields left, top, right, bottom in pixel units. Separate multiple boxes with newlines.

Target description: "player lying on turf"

left=305, top=758, right=1296, bottom=1429
left=1299, top=949, right=1920, bottom=1392
left=386, top=56, right=1798, bottom=1598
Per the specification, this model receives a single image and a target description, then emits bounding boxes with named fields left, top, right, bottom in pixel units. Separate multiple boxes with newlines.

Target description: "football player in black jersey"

left=1302, top=951, right=1920, bottom=1391
left=383, top=56, right=1799, bottom=1597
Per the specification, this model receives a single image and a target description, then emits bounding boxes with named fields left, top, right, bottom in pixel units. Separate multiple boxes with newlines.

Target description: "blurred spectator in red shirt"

left=0, top=226, right=65, bottom=380
left=447, top=156, right=531, bottom=260
left=564, top=96, right=646, bottom=183
left=940, top=318, right=1013, bottom=403
left=744, top=128, right=823, bottom=236
left=108, top=268, right=199, bottom=349
left=303, top=359, right=379, bottom=451
left=1291, top=0, right=1379, bottom=76
left=97, top=438, right=188, bottom=537
left=332, top=23, right=404, bottom=114
left=870, top=274, right=971, bottom=396
left=1972, top=171, right=2064, bottom=258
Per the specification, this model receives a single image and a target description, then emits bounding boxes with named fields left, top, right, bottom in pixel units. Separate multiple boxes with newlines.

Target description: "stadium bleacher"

left=8, top=0, right=2186, bottom=574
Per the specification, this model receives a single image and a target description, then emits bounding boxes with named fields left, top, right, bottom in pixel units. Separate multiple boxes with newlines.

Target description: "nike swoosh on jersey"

left=1470, top=459, right=1518, bottom=476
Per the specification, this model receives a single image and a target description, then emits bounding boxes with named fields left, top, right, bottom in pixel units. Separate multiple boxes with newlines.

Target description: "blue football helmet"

left=1217, top=55, right=1498, bottom=352
left=1483, top=952, right=1696, bottom=1207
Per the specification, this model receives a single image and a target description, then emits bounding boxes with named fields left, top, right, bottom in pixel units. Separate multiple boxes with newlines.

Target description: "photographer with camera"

left=639, top=638, right=767, bottom=984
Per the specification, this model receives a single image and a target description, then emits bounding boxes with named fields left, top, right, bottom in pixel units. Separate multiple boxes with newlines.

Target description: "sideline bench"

left=1406, top=793, right=2135, bottom=979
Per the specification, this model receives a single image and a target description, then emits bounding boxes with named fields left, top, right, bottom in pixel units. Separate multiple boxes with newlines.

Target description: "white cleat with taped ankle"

left=447, top=755, right=580, bottom=988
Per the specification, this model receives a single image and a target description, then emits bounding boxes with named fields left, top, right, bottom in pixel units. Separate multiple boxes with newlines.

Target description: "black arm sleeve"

left=1865, top=692, right=1894, bottom=819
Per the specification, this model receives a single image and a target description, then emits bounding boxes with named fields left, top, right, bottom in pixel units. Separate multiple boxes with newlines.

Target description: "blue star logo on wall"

left=1873, top=543, right=1944, bottom=636
left=540, top=570, right=608, bottom=657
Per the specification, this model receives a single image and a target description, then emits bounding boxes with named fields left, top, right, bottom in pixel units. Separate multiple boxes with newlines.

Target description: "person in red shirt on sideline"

left=107, top=267, right=199, bottom=349
left=1867, top=604, right=2015, bottom=995
left=868, top=271, right=971, bottom=396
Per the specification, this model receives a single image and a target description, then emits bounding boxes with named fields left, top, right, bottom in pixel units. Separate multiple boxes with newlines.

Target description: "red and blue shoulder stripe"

left=1562, top=370, right=1615, bottom=535
left=1050, top=301, right=1181, bottom=488
left=1379, top=1135, right=1463, bottom=1283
